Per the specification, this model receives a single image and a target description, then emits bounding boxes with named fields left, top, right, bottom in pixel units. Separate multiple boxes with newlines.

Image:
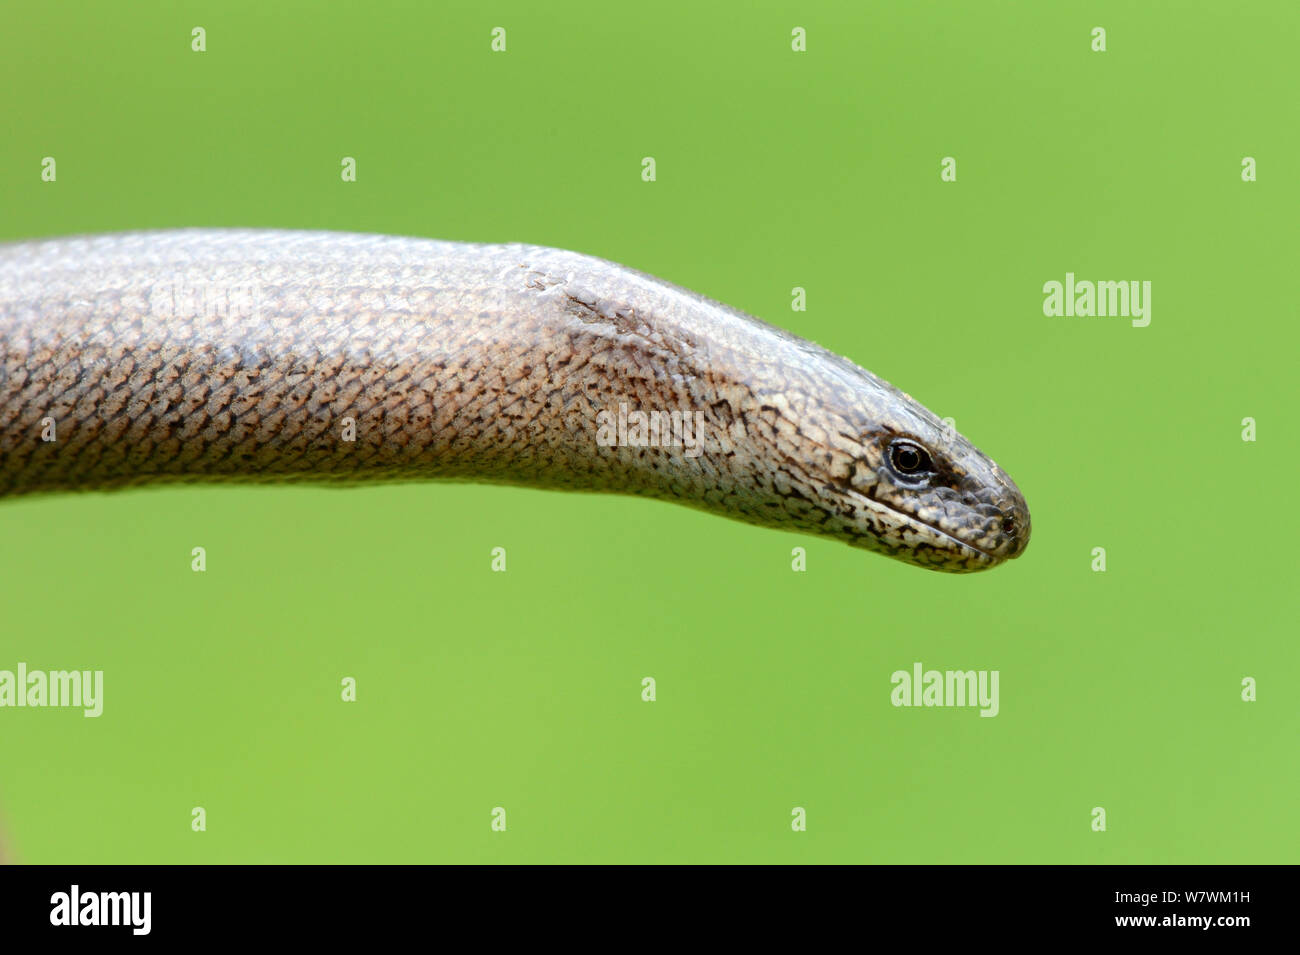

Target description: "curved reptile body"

left=0, top=230, right=1029, bottom=572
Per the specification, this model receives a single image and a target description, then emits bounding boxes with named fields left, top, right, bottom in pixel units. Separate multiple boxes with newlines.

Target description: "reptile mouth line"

left=845, top=487, right=1004, bottom=567
left=908, top=513, right=1002, bottom=565
left=908, top=489, right=1029, bottom=564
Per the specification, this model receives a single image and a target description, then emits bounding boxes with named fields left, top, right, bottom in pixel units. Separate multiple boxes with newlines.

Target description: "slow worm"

left=0, top=229, right=1029, bottom=572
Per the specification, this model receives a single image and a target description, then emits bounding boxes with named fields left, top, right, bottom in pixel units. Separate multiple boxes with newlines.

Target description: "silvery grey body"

left=0, top=229, right=1029, bottom=572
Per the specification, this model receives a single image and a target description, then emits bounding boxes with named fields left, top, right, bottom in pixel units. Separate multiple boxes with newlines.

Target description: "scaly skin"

left=0, top=229, right=1029, bottom=572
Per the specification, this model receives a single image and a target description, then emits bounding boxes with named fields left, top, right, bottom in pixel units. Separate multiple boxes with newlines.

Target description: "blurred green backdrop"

left=1, top=1, right=1295, bottom=863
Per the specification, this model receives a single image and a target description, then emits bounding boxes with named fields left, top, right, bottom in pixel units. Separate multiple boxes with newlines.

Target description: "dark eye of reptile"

left=888, top=439, right=933, bottom=477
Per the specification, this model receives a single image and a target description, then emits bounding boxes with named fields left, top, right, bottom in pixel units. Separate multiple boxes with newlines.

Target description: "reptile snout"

left=997, top=476, right=1031, bottom=560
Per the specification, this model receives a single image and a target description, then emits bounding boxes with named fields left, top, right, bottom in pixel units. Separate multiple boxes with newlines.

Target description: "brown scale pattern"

left=0, top=229, right=1029, bottom=572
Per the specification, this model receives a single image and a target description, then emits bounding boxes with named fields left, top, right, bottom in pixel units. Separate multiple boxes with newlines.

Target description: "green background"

left=1, top=1, right=1295, bottom=863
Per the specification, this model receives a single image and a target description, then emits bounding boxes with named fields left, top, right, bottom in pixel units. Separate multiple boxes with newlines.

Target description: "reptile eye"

left=888, top=439, right=934, bottom=478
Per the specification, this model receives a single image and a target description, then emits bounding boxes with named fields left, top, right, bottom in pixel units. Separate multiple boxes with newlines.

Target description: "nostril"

left=1007, top=502, right=1031, bottom=559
